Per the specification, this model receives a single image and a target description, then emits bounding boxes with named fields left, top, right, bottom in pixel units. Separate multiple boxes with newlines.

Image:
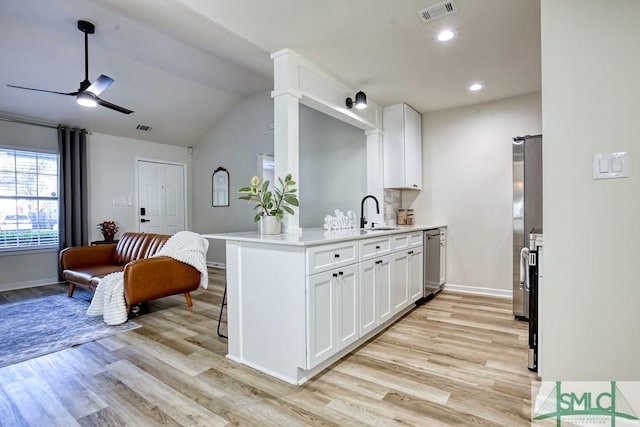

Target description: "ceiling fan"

left=7, top=20, right=133, bottom=115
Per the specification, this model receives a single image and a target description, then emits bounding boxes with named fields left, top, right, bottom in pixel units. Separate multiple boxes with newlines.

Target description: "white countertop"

left=202, top=224, right=446, bottom=247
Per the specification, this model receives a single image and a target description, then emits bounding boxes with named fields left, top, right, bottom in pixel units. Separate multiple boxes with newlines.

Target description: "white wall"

left=191, top=91, right=275, bottom=264
left=0, top=120, right=59, bottom=290
left=409, top=93, right=542, bottom=292
left=87, top=132, right=192, bottom=242
left=541, top=0, right=640, bottom=380
left=299, top=104, right=367, bottom=227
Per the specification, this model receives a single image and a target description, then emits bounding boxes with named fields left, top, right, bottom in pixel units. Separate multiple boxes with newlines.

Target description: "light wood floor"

left=0, top=269, right=537, bottom=426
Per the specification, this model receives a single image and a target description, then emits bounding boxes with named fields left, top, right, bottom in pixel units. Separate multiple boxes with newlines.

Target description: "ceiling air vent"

left=136, top=124, right=152, bottom=132
left=417, top=0, right=458, bottom=24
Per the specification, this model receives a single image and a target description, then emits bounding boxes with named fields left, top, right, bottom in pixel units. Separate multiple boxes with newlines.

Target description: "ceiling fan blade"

left=6, top=85, right=77, bottom=96
left=85, top=74, right=114, bottom=96
left=95, top=97, right=134, bottom=115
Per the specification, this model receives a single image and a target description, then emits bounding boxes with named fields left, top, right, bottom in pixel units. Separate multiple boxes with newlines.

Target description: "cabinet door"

left=391, top=251, right=409, bottom=314
left=359, top=259, right=377, bottom=336
left=382, top=104, right=404, bottom=188
left=336, top=265, right=359, bottom=350
left=408, top=246, right=424, bottom=301
left=307, top=272, right=335, bottom=368
left=377, top=256, right=393, bottom=324
left=404, top=104, right=422, bottom=189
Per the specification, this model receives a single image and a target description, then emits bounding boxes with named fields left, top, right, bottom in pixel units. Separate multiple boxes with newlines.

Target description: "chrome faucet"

left=360, top=195, right=380, bottom=228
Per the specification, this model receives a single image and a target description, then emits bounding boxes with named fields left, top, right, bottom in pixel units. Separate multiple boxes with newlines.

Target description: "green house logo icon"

left=535, top=381, right=639, bottom=426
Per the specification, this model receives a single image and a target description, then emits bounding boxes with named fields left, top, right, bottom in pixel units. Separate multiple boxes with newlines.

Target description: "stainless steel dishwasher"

left=424, top=229, right=443, bottom=297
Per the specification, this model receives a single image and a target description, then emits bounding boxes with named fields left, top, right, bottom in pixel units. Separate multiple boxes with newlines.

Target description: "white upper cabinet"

left=383, top=103, right=422, bottom=190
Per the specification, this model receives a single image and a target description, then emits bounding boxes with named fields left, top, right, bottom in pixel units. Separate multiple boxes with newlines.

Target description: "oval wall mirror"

left=212, top=166, right=229, bottom=207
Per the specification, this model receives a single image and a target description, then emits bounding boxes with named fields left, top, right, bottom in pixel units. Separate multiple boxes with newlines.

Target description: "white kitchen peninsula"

left=203, top=225, right=445, bottom=385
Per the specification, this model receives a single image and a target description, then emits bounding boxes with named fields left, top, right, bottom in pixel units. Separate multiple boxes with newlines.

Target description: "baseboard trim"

left=443, top=283, right=512, bottom=298
left=207, top=261, right=226, bottom=269
left=0, top=278, right=62, bottom=292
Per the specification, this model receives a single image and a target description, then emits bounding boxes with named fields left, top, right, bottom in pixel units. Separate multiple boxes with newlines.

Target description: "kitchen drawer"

left=409, top=232, right=423, bottom=247
left=391, top=233, right=410, bottom=251
left=391, top=232, right=423, bottom=251
left=359, top=236, right=391, bottom=261
left=307, top=241, right=358, bottom=275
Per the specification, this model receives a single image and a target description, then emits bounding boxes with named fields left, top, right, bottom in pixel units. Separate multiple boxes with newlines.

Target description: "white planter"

left=260, top=216, right=281, bottom=235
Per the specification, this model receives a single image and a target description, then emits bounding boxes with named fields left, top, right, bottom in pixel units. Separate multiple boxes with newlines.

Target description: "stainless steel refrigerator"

left=512, top=134, right=542, bottom=320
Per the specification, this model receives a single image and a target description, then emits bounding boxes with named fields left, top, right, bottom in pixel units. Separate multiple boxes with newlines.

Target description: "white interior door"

left=137, top=160, right=186, bottom=234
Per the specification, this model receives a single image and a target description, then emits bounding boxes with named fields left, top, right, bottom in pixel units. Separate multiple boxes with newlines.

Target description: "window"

left=0, top=148, right=58, bottom=250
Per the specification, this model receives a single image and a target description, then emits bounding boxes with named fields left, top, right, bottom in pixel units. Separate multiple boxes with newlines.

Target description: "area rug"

left=0, top=293, right=140, bottom=368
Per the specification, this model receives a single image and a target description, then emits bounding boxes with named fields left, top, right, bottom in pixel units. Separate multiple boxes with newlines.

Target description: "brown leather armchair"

left=59, top=232, right=201, bottom=312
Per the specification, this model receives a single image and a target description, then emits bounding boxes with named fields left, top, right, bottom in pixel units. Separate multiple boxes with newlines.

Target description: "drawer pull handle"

left=333, top=273, right=338, bottom=278
left=338, top=271, right=344, bottom=276
left=334, top=254, right=340, bottom=258
left=375, top=245, right=380, bottom=249
left=408, top=250, right=413, bottom=254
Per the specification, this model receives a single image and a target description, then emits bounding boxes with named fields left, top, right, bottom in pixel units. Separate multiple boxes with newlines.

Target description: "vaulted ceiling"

left=0, top=0, right=540, bottom=146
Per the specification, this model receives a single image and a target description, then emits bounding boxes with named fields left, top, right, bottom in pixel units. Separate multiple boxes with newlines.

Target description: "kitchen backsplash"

left=383, top=189, right=401, bottom=225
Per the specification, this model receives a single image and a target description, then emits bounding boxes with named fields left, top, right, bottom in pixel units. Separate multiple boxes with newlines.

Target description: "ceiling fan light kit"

left=76, top=92, right=97, bottom=108
left=6, top=19, right=133, bottom=115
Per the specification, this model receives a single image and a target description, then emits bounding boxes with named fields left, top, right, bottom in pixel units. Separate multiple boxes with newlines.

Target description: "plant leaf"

left=284, top=195, right=299, bottom=206
left=284, top=206, right=294, bottom=215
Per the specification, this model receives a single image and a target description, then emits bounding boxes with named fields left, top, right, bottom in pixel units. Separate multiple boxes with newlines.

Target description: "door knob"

left=140, top=219, right=151, bottom=223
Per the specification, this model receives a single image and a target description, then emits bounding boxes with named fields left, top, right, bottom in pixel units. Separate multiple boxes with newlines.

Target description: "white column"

left=365, top=129, right=385, bottom=226
left=271, top=51, right=302, bottom=233
left=273, top=92, right=301, bottom=232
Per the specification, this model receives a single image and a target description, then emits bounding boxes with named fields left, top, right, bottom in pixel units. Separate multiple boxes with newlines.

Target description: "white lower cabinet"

left=307, top=232, right=424, bottom=370
left=359, top=259, right=377, bottom=336
left=307, top=264, right=359, bottom=368
left=391, top=251, right=409, bottom=314
left=408, top=246, right=424, bottom=301
left=359, top=254, right=393, bottom=335
left=390, top=245, right=423, bottom=315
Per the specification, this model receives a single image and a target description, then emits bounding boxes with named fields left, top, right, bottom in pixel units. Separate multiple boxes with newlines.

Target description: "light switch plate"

left=593, top=152, right=629, bottom=179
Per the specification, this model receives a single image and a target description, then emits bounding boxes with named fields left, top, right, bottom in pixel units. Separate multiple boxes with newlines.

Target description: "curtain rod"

left=0, top=115, right=58, bottom=130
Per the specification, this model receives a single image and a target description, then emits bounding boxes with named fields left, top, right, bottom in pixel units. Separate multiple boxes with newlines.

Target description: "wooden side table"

left=91, top=239, right=119, bottom=246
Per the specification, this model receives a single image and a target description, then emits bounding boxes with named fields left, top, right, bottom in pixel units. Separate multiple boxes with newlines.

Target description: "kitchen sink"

left=361, top=227, right=400, bottom=232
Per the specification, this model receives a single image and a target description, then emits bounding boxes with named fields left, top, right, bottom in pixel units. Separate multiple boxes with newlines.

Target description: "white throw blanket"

left=88, top=231, right=210, bottom=325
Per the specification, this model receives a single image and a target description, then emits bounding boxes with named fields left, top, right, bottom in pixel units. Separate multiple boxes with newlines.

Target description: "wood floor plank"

left=105, top=359, right=229, bottom=426
left=0, top=268, right=537, bottom=425
left=4, top=376, right=80, bottom=427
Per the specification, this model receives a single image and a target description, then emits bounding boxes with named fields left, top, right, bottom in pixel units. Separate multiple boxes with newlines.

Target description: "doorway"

left=137, top=160, right=186, bottom=234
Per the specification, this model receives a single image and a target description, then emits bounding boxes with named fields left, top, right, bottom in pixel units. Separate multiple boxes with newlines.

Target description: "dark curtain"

left=58, top=126, right=88, bottom=252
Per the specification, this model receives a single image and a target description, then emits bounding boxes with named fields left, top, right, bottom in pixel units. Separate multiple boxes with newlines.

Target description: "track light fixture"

left=346, top=91, right=367, bottom=110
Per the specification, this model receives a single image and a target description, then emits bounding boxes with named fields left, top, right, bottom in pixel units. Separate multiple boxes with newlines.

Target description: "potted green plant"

left=238, top=174, right=299, bottom=234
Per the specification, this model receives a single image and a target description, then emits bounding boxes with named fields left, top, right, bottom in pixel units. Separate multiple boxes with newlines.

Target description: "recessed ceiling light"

left=469, top=83, right=483, bottom=91
left=437, top=30, right=455, bottom=42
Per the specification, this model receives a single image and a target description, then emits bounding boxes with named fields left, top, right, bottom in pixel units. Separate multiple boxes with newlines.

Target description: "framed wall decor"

left=212, top=166, right=229, bottom=207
